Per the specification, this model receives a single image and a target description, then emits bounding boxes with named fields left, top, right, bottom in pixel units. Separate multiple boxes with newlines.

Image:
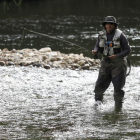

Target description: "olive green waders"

left=94, top=57, right=127, bottom=111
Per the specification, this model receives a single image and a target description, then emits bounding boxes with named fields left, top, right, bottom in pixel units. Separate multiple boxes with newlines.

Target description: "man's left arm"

left=116, top=33, right=131, bottom=58
left=108, top=33, right=131, bottom=60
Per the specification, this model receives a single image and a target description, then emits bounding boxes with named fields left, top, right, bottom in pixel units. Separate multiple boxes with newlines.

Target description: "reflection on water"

left=0, top=66, right=140, bottom=139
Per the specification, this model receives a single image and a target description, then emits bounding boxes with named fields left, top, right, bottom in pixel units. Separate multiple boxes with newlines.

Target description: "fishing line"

left=19, top=28, right=92, bottom=66
left=19, top=28, right=91, bottom=55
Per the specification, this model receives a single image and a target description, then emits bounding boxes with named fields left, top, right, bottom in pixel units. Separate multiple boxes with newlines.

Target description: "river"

left=0, top=66, right=140, bottom=139
left=0, top=0, right=140, bottom=139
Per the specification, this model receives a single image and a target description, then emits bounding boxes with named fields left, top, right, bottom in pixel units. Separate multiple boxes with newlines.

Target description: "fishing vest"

left=99, top=29, right=122, bottom=56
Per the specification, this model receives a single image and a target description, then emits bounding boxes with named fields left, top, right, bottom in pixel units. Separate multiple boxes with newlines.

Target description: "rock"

left=43, top=64, right=51, bottom=69
left=52, top=61, right=68, bottom=68
left=95, top=59, right=100, bottom=64
left=3, top=48, right=8, bottom=52
left=39, top=47, right=51, bottom=53
left=73, top=58, right=79, bottom=63
left=14, top=57, right=21, bottom=62
left=0, top=61, right=5, bottom=66
left=19, top=60, right=35, bottom=66
left=21, top=48, right=32, bottom=52
left=0, top=47, right=100, bottom=70
left=0, top=57, right=8, bottom=62
left=71, top=63, right=80, bottom=69
left=42, top=55, right=48, bottom=60
left=47, top=52, right=58, bottom=57
left=12, top=49, right=17, bottom=53
left=43, top=59, right=48, bottom=64
left=63, top=55, right=69, bottom=60
left=23, top=52, right=29, bottom=57
left=82, top=64, right=90, bottom=70
left=35, top=55, right=43, bottom=61
left=33, top=62, right=43, bottom=67
left=87, top=58, right=94, bottom=63
left=28, top=52, right=35, bottom=57
left=50, top=57, right=57, bottom=61
left=57, top=80, right=63, bottom=82
left=19, top=52, right=24, bottom=54
left=56, top=56, right=63, bottom=61
left=6, top=61, right=15, bottom=66
left=78, top=60, right=86, bottom=66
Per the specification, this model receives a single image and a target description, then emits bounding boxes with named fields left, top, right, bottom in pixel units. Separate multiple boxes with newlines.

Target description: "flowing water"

left=0, top=0, right=140, bottom=139
left=0, top=66, right=140, bottom=139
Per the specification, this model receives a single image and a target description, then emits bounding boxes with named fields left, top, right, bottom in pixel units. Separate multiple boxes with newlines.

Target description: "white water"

left=0, top=66, right=140, bottom=139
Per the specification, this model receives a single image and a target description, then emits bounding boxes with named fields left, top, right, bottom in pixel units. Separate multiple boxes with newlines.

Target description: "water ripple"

left=0, top=66, right=140, bottom=139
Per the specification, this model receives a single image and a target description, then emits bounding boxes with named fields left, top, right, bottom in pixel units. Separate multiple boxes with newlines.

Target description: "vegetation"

left=3, top=0, right=22, bottom=10
left=13, top=0, right=22, bottom=6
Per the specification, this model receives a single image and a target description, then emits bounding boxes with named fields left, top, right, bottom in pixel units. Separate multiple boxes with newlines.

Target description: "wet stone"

left=6, top=61, right=15, bottom=66
left=43, top=64, right=51, bottom=69
left=33, top=63, right=43, bottom=67
left=12, top=49, right=17, bottom=53
left=0, top=61, right=5, bottom=66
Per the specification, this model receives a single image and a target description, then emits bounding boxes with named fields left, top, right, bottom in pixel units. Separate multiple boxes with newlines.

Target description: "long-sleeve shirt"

left=94, top=29, right=131, bottom=58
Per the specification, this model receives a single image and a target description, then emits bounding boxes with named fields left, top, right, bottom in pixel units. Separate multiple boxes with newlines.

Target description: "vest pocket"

left=99, top=39, right=105, bottom=47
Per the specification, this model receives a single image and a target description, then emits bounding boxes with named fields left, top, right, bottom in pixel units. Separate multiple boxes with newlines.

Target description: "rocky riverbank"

left=0, top=47, right=100, bottom=70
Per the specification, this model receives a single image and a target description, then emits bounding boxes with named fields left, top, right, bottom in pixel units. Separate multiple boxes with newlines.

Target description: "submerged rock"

left=0, top=47, right=100, bottom=70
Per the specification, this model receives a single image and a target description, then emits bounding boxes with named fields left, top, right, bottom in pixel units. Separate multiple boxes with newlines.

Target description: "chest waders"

left=94, top=29, right=127, bottom=112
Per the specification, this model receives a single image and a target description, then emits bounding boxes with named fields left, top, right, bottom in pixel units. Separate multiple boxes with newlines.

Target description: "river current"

left=0, top=66, right=140, bottom=139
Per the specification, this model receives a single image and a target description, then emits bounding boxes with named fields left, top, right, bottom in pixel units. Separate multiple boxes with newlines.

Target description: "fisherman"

left=92, top=16, right=131, bottom=112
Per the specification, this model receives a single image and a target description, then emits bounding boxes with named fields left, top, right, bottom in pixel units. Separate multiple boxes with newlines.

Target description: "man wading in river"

left=92, top=16, right=131, bottom=112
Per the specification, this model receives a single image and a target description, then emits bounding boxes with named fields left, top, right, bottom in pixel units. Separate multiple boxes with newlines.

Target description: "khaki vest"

left=99, top=29, right=122, bottom=56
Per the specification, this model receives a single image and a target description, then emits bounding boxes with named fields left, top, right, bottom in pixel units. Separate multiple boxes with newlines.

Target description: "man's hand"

left=108, top=55, right=117, bottom=60
left=92, top=50, right=97, bottom=55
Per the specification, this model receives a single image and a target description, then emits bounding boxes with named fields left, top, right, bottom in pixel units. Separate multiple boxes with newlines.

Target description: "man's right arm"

left=92, top=36, right=100, bottom=55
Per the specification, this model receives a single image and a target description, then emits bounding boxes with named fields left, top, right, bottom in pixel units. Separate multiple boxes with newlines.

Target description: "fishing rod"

left=19, top=28, right=94, bottom=66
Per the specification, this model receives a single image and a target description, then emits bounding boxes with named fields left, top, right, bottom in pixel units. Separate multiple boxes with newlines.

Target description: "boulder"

left=39, top=47, right=51, bottom=53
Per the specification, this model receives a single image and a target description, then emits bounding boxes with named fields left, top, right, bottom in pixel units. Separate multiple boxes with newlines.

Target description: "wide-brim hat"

left=102, top=16, right=118, bottom=26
